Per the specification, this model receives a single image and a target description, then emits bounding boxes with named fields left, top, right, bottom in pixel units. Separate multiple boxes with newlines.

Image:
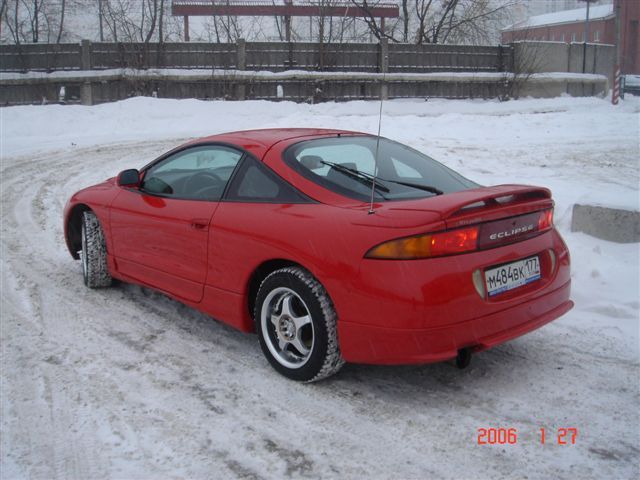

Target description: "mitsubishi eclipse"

left=64, top=129, right=573, bottom=381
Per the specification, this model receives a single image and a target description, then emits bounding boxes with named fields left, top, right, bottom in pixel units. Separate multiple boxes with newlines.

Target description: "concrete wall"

left=0, top=70, right=608, bottom=106
left=0, top=40, right=612, bottom=105
left=568, top=42, right=616, bottom=86
left=512, top=41, right=570, bottom=73
left=513, top=40, right=615, bottom=87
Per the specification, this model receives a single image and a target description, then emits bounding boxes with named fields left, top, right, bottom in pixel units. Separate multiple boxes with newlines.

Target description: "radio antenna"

left=368, top=59, right=387, bottom=215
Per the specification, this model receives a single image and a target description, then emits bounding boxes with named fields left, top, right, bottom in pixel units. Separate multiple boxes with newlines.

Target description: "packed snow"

left=1, top=95, right=638, bottom=479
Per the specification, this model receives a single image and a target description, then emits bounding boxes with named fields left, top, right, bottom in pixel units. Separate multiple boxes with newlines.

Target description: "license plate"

left=484, top=256, right=541, bottom=297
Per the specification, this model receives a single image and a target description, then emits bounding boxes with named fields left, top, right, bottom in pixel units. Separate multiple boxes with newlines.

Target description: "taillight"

left=538, top=209, right=553, bottom=231
left=365, top=226, right=479, bottom=259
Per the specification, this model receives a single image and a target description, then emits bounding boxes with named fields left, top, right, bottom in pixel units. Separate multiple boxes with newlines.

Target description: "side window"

left=141, top=145, right=242, bottom=200
left=225, top=157, right=311, bottom=203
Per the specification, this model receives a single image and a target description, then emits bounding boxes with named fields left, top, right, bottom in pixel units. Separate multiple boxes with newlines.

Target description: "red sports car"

left=64, top=129, right=573, bottom=382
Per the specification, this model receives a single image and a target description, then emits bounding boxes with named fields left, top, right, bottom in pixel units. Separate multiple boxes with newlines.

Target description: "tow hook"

left=456, top=348, right=472, bottom=369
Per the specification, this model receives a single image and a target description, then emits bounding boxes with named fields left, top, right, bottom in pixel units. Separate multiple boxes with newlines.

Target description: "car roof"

left=189, top=128, right=369, bottom=159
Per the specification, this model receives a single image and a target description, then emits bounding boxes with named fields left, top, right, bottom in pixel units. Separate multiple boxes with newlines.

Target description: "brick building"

left=502, top=1, right=639, bottom=74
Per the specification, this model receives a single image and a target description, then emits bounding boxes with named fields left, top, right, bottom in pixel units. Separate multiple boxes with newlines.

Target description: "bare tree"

left=100, top=0, right=163, bottom=43
left=352, top=0, right=398, bottom=42
left=415, top=0, right=434, bottom=44
left=353, top=0, right=516, bottom=45
left=0, top=0, right=22, bottom=44
left=55, top=0, right=65, bottom=43
left=142, top=0, right=158, bottom=43
left=21, top=0, right=46, bottom=43
left=2, top=0, right=51, bottom=43
left=439, top=0, right=516, bottom=44
left=0, top=0, right=8, bottom=36
left=401, top=0, right=408, bottom=42
left=12, top=0, right=20, bottom=44
left=157, top=0, right=164, bottom=43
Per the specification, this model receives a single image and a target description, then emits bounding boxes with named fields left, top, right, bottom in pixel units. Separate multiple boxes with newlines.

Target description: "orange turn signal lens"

left=365, top=226, right=479, bottom=259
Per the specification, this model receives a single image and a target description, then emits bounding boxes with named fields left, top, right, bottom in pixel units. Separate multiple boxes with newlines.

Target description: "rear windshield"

left=284, top=136, right=478, bottom=202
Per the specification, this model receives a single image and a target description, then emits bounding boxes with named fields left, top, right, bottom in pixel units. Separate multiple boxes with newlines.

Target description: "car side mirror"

left=117, top=169, right=140, bottom=187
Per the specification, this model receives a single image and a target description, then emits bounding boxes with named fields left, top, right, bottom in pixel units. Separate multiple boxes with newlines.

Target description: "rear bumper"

left=338, top=279, right=573, bottom=365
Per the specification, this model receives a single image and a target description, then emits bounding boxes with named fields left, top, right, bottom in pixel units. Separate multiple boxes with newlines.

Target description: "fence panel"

left=0, top=41, right=513, bottom=74
left=90, top=43, right=237, bottom=70
left=245, top=42, right=292, bottom=70
left=0, top=43, right=81, bottom=71
left=389, top=44, right=506, bottom=73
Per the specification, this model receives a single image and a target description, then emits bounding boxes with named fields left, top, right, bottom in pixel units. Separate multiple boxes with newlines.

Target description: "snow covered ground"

left=1, top=96, right=638, bottom=479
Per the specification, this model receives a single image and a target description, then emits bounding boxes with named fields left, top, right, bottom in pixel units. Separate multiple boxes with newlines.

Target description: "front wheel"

left=81, top=211, right=112, bottom=288
left=255, top=267, right=344, bottom=382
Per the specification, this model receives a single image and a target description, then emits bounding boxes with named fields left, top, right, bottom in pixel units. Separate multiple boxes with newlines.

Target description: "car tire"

left=255, top=267, right=344, bottom=382
left=81, top=211, right=112, bottom=288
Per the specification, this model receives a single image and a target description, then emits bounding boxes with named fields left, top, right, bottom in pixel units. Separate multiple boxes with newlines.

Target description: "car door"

left=109, top=144, right=243, bottom=302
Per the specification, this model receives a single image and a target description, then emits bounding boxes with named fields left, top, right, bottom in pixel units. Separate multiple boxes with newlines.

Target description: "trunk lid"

left=383, top=184, right=552, bottom=229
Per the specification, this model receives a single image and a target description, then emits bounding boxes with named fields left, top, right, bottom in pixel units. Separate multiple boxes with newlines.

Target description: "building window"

left=571, top=32, right=576, bottom=42
left=550, top=33, right=555, bottom=41
left=560, top=33, right=565, bottom=42
left=594, top=30, right=600, bottom=42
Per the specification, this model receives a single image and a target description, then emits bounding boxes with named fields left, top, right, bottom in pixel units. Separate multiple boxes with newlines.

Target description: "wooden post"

left=184, top=16, right=190, bottom=42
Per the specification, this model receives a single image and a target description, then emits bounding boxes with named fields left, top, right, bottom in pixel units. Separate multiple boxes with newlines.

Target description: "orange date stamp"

left=477, top=427, right=578, bottom=445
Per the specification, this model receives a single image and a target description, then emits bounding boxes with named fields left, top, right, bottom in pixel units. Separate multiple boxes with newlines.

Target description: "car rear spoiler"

left=437, top=185, right=553, bottom=229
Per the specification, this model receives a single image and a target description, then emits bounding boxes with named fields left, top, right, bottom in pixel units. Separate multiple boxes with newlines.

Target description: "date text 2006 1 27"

left=477, top=427, right=578, bottom=445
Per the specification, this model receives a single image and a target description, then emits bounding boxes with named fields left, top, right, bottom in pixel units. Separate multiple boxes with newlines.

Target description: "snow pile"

left=1, top=96, right=638, bottom=479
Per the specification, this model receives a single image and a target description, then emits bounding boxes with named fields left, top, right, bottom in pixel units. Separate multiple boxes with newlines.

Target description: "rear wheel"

left=81, top=211, right=112, bottom=288
left=255, top=267, right=344, bottom=382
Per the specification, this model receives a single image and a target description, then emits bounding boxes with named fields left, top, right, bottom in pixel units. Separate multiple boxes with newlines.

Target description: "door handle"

left=190, top=219, right=209, bottom=230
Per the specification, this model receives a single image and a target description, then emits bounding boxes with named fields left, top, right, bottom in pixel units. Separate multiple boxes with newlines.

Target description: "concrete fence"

left=0, top=39, right=512, bottom=74
left=512, top=41, right=616, bottom=88
left=0, top=40, right=612, bottom=105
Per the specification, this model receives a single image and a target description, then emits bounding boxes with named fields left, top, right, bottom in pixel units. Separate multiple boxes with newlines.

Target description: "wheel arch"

left=65, top=203, right=93, bottom=259
left=246, top=258, right=323, bottom=328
